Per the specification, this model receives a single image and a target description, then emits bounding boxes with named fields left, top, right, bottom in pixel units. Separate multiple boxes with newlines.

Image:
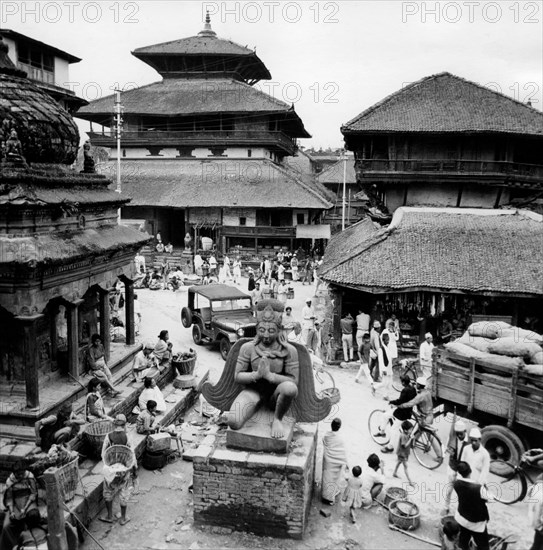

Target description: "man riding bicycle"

left=380, top=374, right=417, bottom=453
left=396, top=377, right=434, bottom=425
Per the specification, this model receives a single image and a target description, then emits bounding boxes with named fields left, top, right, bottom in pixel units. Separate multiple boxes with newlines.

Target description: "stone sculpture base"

left=226, top=408, right=295, bottom=453
left=193, top=423, right=317, bottom=539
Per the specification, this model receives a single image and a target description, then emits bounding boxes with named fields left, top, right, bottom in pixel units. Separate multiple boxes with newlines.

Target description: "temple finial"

left=199, top=9, right=217, bottom=37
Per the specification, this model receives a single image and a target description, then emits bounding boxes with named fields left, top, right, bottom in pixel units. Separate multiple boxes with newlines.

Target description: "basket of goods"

left=314, top=369, right=341, bottom=405
left=29, top=445, right=79, bottom=500
left=48, top=455, right=79, bottom=502
left=388, top=499, right=420, bottom=531
left=172, top=349, right=197, bottom=376
left=103, top=445, right=136, bottom=475
left=384, top=486, right=408, bottom=507
left=83, top=419, right=114, bottom=457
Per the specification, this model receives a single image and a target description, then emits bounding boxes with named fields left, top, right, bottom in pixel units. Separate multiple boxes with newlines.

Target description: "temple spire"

left=198, top=10, right=217, bottom=38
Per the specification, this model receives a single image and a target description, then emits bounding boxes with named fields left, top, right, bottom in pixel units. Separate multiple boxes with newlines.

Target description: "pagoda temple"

left=0, top=34, right=148, bottom=447
left=77, top=14, right=333, bottom=256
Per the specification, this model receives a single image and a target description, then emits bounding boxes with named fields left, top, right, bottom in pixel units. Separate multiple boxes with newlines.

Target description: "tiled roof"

left=78, top=78, right=292, bottom=116
left=133, top=35, right=256, bottom=56
left=316, top=159, right=357, bottom=184
left=0, top=225, right=149, bottom=266
left=320, top=208, right=543, bottom=296
left=107, top=159, right=333, bottom=209
left=342, top=72, right=543, bottom=136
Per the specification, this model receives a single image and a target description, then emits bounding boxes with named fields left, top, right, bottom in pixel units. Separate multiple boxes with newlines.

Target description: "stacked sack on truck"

left=444, top=321, right=543, bottom=377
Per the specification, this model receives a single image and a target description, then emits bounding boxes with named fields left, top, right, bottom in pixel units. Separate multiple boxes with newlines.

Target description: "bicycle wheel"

left=412, top=430, right=444, bottom=470
left=486, top=460, right=527, bottom=504
left=368, top=409, right=392, bottom=446
left=392, top=363, right=416, bottom=391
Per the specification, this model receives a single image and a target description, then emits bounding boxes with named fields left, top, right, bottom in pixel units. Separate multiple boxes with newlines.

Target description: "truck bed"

left=433, top=351, right=543, bottom=432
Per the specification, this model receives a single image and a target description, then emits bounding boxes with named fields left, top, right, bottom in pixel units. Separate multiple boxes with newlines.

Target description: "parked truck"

left=432, top=348, right=543, bottom=465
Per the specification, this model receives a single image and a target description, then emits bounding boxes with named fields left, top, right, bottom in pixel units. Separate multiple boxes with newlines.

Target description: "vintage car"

left=181, top=284, right=257, bottom=360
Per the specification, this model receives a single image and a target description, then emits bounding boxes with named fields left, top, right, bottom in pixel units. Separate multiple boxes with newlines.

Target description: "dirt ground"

left=80, top=278, right=533, bottom=550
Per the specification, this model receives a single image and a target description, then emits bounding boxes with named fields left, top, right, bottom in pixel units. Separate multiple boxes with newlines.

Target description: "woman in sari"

left=138, top=377, right=167, bottom=413
left=87, top=334, right=119, bottom=395
left=321, top=418, right=349, bottom=505
left=85, top=378, right=113, bottom=422
left=153, top=330, right=172, bottom=370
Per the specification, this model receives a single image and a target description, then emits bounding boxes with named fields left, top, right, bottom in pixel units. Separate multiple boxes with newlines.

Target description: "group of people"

left=135, top=265, right=185, bottom=292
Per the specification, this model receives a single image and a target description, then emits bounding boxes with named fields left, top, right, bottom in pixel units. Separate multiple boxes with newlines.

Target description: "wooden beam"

left=98, top=288, right=111, bottom=361
left=66, top=300, right=83, bottom=379
left=16, top=314, right=44, bottom=410
left=43, top=469, right=69, bottom=550
left=124, top=279, right=135, bottom=345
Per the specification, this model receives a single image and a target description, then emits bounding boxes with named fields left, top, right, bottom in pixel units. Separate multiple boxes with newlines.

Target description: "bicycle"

left=391, top=358, right=419, bottom=392
left=368, top=407, right=444, bottom=470
left=487, top=451, right=543, bottom=505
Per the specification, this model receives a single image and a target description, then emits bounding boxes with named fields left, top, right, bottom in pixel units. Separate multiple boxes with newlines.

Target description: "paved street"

left=82, top=277, right=533, bottom=550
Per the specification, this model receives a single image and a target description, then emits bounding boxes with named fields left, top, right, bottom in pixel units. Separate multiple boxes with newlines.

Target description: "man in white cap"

left=462, top=427, right=490, bottom=485
left=442, top=420, right=469, bottom=515
left=419, top=332, right=435, bottom=380
left=131, top=343, right=156, bottom=383
left=301, top=299, right=316, bottom=345
left=397, top=377, right=435, bottom=426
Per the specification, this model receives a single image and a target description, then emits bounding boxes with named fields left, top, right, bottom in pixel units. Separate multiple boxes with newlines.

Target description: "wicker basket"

left=49, top=457, right=79, bottom=502
left=384, top=487, right=408, bottom=507
left=83, top=419, right=114, bottom=457
left=103, top=445, right=136, bottom=471
left=388, top=500, right=420, bottom=531
left=315, top=369, right=341, bottom=405
left=173, top=353, right=197, bottom=376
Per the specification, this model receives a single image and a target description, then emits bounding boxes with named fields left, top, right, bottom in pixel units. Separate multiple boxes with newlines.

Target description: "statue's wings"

left=288, top=342, right=333, bottom=423
left=201, top=339, right=333, bottom=422
left=201, top=339, right=248, bottom=411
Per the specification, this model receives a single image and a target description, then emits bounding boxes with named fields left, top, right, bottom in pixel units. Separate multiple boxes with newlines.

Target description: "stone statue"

left=82, top=140, right=95, bottom=173
left=184, top=232, right=192, bottom=251
left=202, top=299, right=333, bottom=449
left=5, top=129, right=23, bottom=160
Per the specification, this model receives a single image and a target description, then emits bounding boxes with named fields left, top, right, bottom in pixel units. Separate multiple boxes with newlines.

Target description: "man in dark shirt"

left=380, top=375, right=417, bottom=453
left=454, top=461, right=491, bottom=550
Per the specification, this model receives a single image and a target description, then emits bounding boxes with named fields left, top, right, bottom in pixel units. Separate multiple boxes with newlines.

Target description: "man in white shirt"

left=208, top=255, right=217, bottom=276
left=360, top=453, right=385, bottom=508
left=381, top=319, right=399, bottom=364
left=251, top=283, right=263, bottom=308
left=301, top=299, right=316, bottom=345
left=355, top=309, right=371, bottom=359
left=462, top=427, right=490, bottom=485
left=419, top=332, right=435, bottom=380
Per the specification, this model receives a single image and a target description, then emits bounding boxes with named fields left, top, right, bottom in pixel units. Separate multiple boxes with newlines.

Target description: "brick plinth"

left=193, top=423, right=317, bottom=539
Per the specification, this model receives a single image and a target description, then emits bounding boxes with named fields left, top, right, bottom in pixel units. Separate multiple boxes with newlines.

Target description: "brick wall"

left=193, top=424, right=317, bottom=539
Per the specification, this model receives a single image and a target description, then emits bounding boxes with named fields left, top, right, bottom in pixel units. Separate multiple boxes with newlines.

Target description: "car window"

left=195, top=295, right=210, bottom=309
left=232, top=299, right=252, bottom=310
left=212, top=300, right=232, bottom=312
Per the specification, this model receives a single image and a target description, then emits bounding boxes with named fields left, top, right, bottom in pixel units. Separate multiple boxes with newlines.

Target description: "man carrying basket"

left=100, top=414, right=136, bottom=526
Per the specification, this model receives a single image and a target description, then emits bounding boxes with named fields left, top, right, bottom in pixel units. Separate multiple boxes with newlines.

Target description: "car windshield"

left=212, top=298, right=252, bottom=312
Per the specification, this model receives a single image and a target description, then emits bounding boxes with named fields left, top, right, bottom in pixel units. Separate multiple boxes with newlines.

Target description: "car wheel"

left=192, top=324, right=203, bottom=345
left=181, top=307, right=192, bottom=328
left=219, top=338, right=231, bottom=361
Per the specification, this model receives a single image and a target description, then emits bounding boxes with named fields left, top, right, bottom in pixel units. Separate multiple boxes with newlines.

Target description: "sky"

left=4, top=0, right=542, bottom=148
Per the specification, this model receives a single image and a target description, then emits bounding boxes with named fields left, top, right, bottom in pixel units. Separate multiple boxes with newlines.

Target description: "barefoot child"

left=342, top=466, right=363, bottom=523
left=392, top=420, right=414, bottom=485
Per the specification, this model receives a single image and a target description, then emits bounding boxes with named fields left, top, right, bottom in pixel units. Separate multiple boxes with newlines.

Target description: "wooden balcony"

left=356, top=159, right=543, bottom=186
left=221, top=225, right=296, bottom=238
left=87, top=130, right=297, bottom=155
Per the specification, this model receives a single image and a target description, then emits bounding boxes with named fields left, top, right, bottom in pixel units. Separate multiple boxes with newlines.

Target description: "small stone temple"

left=0, top=35, right=149, bottom=452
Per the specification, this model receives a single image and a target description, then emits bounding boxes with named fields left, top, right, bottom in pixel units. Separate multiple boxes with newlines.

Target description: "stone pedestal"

left=193, top=423, right=317, bottom=539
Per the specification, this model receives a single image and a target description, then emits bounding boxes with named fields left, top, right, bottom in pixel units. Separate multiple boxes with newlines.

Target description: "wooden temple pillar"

left=15, top=314, right=44, bottom=410
left=98, top=288, right=112, bottom=361
left=124, top=279, right=135, bottom=345
left=66, top=299, right=83, bottom=379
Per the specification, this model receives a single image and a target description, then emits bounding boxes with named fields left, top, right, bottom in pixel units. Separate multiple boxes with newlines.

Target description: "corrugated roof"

left=78, top=78, right=292, bottom=116
left=106, top=158, right=333, bottom=209
left=342, top=72, right=543, bottom=136
left=320, top=208, right=543, bottom=296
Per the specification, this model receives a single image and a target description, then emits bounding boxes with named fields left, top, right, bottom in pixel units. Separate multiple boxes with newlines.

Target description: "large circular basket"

left=83, top=419, right=114, bottom=457
left=384, top=486, right=408, bottom=507
left=173, top=353, right=197, bottom=376
left=103, top=445, right=136, bottom=471
left=388, top=499, right=420, bottom=531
